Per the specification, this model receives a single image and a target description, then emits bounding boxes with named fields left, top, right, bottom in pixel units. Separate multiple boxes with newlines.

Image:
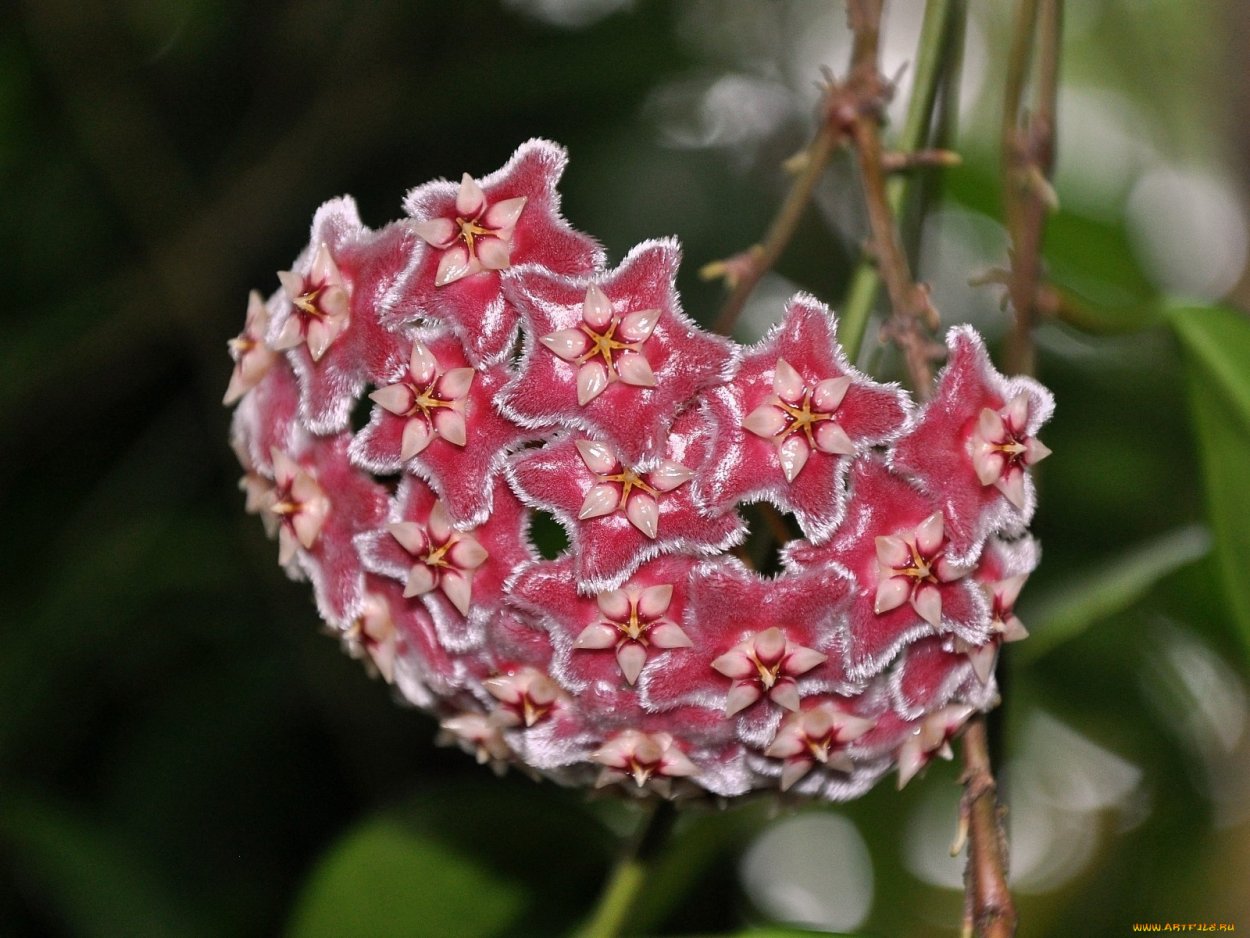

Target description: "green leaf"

left=288, top=781, right=610, bottom=938
left=0, top=792, right=211, bottom=938
left=1018, top=524, right=1211, bottom=662
left=1168, top=304, right=1250, bottom=650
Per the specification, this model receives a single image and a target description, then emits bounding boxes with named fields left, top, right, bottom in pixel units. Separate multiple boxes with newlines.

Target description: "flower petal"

left=403, top=563, right=436, bottom=598
left=772, top=358, right=806, bottom=403
left=742, top=404, right=787, bottom=439
left=777, top=435, right=810, bottom=483
left=911, top=583, right=943, bottom=628
left=625, top=493, right=659, bottom=539
left=915, top=512, right=945, bottom=555
left=649, top=620, right=692, bottom=649
left=575, top=439, right=618, bottom=474
left=579, top=483, right=620, bottom=520
left=874, top=575, right=910, bottom=615
left=582, top=282, right=614, bottom=330
left=574, top=622, right=618, bottom=650
left=725, top=682, right=761, bottom=717
left=637, top=583, right=674, bottom=618
left=435, top=247, right=478, bottom=287
left=433, top=409, right=467, bottom=447
left=450, top=535, right=489, bottom=569
left=647, top=460, right=692, bottom=493
left=484, top=195, right=527, bottom=230
left=369, top=384, right=412, bottom=416
left=619, top=307, right=660, bottom=343
left=615, top=352, right=657, bottom=388
left=388, top=521, right=428, bottom=555
left=576, top=361, right=609, bottom=405
left=477, top=237, right=511, bottom=271
left=597, top=589, right=630, bottom=619
left=412, top=217, right=457, bottom=248
left=438, top=367, right=476, bottom=400
left=812, top=375, right=852, bottom=412
left=456, top=173, right=486, bottom=216
left=400, top=419, right=434, bottom=460
left=616, top=642, right=648, bottom=685
left=440, top=569, right=473, bottom=615
left=540, top=328, right=590, bottom=362
left=814, top=420, right=855, bottom=455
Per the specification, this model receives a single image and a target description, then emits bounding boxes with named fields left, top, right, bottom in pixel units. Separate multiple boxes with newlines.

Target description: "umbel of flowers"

left=226, top=140, right=1052, bottom=800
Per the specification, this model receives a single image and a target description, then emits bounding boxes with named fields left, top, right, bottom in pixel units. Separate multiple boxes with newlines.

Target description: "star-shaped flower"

left=395, top=139, right=605, bottom=365
left=784, top=457, right=991, bottom=681
left=355, top=476, right=535, bottom=652
left=890, top=325, right=1053, bottom=556
left=497, top=239, right=739, bottom=464
left=265, top=199, right=416, bottom=435
left=223, top=290, right=278, bottom=405
left=948, top=534, right=1038, bottom=685
left=696, top=294, right=911, bottom=542
left=641, top=558, right=855, bottom=747
left=507, top=553, right=698, bottom=695
left=763, top=698, right=877, bottom=791
left=350, top=330, right=543, bottom=526
left=505, top=410, right=746, bottom=593
left=263, top=434, right=390, bottom=629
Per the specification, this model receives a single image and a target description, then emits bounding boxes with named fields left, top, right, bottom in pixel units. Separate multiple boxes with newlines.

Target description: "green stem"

left=574, top=800, right=677, bottom=938
left=839, top=0, right=963, bottom=363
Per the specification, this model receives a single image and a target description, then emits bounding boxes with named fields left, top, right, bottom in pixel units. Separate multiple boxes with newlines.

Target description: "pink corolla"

left=225, top=143, right=1052, bottom=804
left=696, top=294, right=909, bottom=542
left=785, top=457, right=990, bottom=681
left=891, top=326, right=1053, bottom=555
left=499, top=239, right=739, bottom=463
left=764, top=699, right=877, bottom=791
left=350, top=330, right=540, bottom=526
left=506, top=410, right=746, bottom=592
left=397, top=139, right=605, bottom=365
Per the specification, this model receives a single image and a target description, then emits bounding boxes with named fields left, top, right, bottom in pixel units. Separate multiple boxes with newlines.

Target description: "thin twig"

left=844, top=0, right=940, bottom=399
left=1002, top=0, right=1062, bottom=376
left=839, top=0, right=961, bottom=363
left=959, top=716, right=1017, bottom=938
left=574, top=800, right=678, bottom=938
left=712, top=123, right=843, bottom=336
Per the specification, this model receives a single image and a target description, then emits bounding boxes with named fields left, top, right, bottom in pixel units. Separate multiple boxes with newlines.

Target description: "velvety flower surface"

left=696, top=293, right=910, bottom=542
left=498, top=239, right=739, bottom=463
left=396, top=139, right=604, bottom=365
left=890, top=326, right=1053, bottom=555
left=225, top=140, right=1052, bottom=803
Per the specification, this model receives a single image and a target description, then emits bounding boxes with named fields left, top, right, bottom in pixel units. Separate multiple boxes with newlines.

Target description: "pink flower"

left=498, top=239, right=739, bottom=463
left=505, top=409, right=746, bottom=592
left=396, top=139, right=604, bottom=365
left=696, top=294, right=910, bottom=541
left=508, top=553, right=698, bottom=693
left=890, top=326, right=1053, bottom=555
left=223, top=290, right=278, bottom=406
left=350, top=330, right=542, bottom=526
left=641, top=558, right=855, bottom=747
left=356, top=476, right=535, bottom=652
left=785, top=457, right=990, bottom=681
left=267, top=199, right=417, bottom=435
left=763, top=698, right=877, bottom=791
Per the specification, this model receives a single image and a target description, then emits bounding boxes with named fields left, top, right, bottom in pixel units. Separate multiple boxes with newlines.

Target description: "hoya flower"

left=223, top=290, right=278, bottom=406
left=266, top=200, right=419, bottom=436
left=696, top=294, right=910, bottom=542
left=592, top=729, right=698, bottom=793
left=397, top=139, right=605, bottom=365
left=642, top=558, right=855, bottom=747
left=498, top=239, right=739, bottom=463
left=226, top=142, right=1052, bottom=805
left=763, top=698, right=877, bottom=791
left=785, top=457, right=991, bottom=681
left=264, top=447, right=330, bottom=569
left=356, top=476, right=535, bottom=652
left=350, top=330, right=540, bottom=526
left=505, top=409, right=746, bottom=592
left=508, top=553, right=697, bottom=693
left=890, top=326, right=1053, bottom=555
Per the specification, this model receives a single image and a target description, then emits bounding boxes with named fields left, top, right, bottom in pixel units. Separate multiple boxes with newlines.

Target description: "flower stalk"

left=574, top=801, right=677, bottom=938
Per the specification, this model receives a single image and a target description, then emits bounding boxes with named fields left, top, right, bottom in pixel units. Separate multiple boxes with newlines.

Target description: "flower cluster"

left=225, top=140, right=1052, bottom=801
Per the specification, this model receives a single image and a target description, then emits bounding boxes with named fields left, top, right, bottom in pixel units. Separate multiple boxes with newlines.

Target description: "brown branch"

left=844, top=0, right=941, bottom=399
left=959, top=716, right=1017, bottom=938
left=711, top=122, right=843, bottom=336
left=1002, top=0, right=1062, bottom=375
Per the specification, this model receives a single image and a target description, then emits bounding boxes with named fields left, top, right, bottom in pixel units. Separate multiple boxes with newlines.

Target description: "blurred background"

left=4, top=1, right=1250, bottom=935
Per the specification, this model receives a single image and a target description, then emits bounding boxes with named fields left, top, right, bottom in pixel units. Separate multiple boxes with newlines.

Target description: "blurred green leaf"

left=0, top=792, right=211, bottom=938
left=1018, top=524, right=1211, bottom=662
left=1169, top=304, right=1250, bottom=650
left=288, top=781, right=610, bottom=937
